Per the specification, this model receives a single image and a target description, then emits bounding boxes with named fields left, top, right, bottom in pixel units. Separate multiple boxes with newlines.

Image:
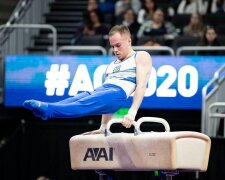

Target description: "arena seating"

left=27, top=0, right=87, bottom=54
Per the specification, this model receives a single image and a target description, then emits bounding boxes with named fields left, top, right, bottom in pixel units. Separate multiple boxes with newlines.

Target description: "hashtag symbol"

left=45, top=64, right=70, bottom=96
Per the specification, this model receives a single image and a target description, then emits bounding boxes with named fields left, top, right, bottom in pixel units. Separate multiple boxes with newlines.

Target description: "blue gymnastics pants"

left=24, top=84, right=127, bottom=120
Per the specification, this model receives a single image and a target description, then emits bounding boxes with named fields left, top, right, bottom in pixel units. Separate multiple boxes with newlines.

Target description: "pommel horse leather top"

left=69, top=117, right=211, bottom=172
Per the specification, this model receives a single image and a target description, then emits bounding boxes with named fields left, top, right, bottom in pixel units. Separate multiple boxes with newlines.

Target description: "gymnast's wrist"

left=128, top=108, right=137, bottom=119
left=99, top=123, right=107, bottom=133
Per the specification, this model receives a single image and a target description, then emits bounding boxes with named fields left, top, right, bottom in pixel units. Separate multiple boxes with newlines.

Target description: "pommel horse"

left=69, top=117, right=211, bottom=179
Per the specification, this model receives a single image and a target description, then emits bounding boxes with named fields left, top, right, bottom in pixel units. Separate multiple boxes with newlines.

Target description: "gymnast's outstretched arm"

left=122, top=51, right=152, bottom=128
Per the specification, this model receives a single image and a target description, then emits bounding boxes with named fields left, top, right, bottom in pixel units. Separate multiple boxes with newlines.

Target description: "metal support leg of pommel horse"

left=95, top=170, right=200, bottom=180
left=95, top=170, right=113, bottom=180
left=95, top=170, right=181, bottom=180
left=161, top=170, right=180, bottom=180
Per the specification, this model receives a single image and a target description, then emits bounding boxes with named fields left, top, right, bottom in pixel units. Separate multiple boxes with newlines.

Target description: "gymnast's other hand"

left=122, top=114, right=134, bottom=128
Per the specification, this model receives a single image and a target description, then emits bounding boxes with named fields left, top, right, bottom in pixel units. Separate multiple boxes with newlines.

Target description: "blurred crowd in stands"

left=73, top=0, right=225, bottom=55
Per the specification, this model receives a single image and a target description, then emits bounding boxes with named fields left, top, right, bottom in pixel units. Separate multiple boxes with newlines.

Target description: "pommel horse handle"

left=135, top=117, right=170, bottom=134
left=105, top=118, right=138, bottom=136
left=105, top=117, right=170, bottom=136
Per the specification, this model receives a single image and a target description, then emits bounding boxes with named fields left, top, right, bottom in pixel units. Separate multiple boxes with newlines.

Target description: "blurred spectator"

left=115, top=0, right=141, bottom=19
left=210, top=0, right=225, bottom=14
left=198, top=0, right=209, bottom=14
left=83, top=10, right=109, bottom=36
left=115, top=0, right=141, bottom=20
left=137, top=0, right=156, bottom=24
left=177, top=0, right=197, bottom=14
left=183, top=12, right=205, bottom=37
left=137, top=8, right=178, bottom=41
left=166, top=0, right=181, bottom=17
left=196, top=25, right=222, bottom=55
left=98, top=0, right=115, bottom=14
left=120, top=8, right=140, bottom=44
left=131, top=0, right=141, bottom=14
left=122, top=8, right=140, bottom=34
left=115, top=0, right=132, bottom=23
left=198, top=26, right=220, bottom=46
left=71, top=0, right=101, bottom=44
left=97, top=0, right=116, bottom=27
left=87, top=0, right=99, bottom=12
left=115, top=0, right=131, bottom=17
left=177, top=0, right=208, bottom=15
left=36, top=176, right=50, bottom=180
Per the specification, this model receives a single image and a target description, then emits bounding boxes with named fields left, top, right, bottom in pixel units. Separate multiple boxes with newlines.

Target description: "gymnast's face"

left=109, top=32, right=131, bottom=60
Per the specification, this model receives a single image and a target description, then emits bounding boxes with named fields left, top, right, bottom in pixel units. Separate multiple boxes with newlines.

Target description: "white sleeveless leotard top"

left=104, top=52, right=137, bottom=97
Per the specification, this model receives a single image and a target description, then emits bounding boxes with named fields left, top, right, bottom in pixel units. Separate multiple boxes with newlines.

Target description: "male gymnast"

left=23, top=24, right=152, bottom=134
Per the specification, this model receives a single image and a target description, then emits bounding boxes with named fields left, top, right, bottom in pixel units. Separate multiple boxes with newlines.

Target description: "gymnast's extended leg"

left=23, top=91, right=91, bottom=118
left=23, top=85, right=127, bottom=120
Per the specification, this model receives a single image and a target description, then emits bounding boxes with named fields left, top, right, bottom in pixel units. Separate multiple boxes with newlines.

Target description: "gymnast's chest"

left=106, top=59, right=136, bottom=76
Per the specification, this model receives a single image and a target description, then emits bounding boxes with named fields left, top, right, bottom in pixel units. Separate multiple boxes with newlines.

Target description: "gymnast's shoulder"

left=136, top=51, right=152, bottom=62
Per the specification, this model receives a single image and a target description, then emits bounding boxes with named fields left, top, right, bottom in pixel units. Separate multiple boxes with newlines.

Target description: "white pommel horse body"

left=69, top=117, right=211, bottom=179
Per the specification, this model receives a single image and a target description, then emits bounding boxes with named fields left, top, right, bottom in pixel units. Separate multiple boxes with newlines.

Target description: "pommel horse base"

left=69, top=117, right=211, bottom=179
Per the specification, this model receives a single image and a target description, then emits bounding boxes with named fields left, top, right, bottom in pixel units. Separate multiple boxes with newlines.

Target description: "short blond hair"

left=109, top=25, right=131, bottom=38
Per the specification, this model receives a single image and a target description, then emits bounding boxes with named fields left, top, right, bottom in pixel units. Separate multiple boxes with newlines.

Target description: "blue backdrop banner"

left=4, top=55, right=225, bottom=109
